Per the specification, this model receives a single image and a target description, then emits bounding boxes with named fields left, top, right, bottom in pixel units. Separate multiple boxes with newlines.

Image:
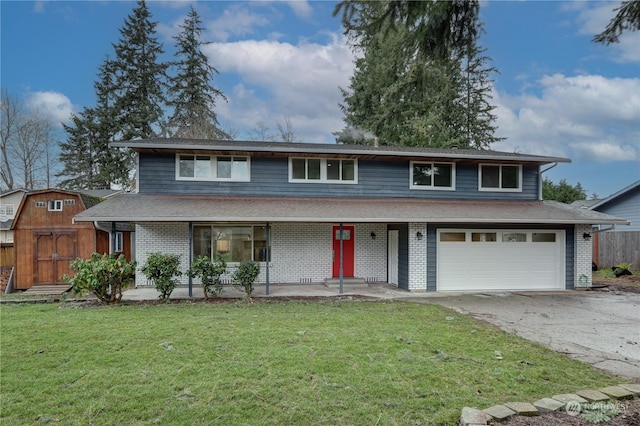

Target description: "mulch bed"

left=592, top=274, right=640, bottom=294
left=495, top=399, right=640, bottom=425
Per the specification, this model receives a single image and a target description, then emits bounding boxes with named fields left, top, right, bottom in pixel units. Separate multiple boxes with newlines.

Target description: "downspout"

left=94, top=221, right=113, bottom=253
left=538, top=162, right=557, bottom=200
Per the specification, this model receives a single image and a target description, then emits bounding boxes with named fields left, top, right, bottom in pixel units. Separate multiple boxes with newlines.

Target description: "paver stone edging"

left=459, top=384, right=639, bottom=426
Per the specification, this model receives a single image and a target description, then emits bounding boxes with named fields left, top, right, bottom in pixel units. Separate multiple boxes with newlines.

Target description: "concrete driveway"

left=427, top=291, right=640, bottom=380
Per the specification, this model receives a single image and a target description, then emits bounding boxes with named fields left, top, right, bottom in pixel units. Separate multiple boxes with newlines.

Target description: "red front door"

left=332, top=225, right=354, bottom=277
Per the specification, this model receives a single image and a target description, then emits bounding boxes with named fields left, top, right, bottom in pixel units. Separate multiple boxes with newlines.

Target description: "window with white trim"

left=479, top=164, right=521, bottom=191
left=176, top=154, right=250, bottom=181
left=114, top=231, right=124, bottom=252
left=48, top=200, right=63, bottom=211
left=193, top=224, right=270, bottom=263
left=289, top=158, right=357, bottom=183
left=0, top=204, right=14, bottom=216
left=411, top=162, right=455, bottom=190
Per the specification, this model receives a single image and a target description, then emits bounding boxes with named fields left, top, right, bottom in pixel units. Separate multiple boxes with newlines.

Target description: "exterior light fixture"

left=416, top=231, right=423, bottom=240
left=583, top=232, right=592, bottom=240
left=370, top=231, right=376, bottom=240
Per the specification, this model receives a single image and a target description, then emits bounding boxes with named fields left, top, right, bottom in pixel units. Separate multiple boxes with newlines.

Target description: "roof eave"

left=73, top=215, right=628, bottom=225
left=111, top=141, right=570, bottom=164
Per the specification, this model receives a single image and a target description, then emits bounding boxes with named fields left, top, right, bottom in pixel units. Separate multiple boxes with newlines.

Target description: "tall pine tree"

left=334, top=0, right=502, bottom=149
left=110, top=0, right=168, bottom=141
left=167, top=6, right=229, bottom=139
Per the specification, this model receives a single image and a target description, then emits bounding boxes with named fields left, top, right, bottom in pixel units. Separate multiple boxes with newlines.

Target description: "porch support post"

left=188, top=222, right=193, bottom=298
left=339, top=222, right=344, bottom=294
left=110, top=222, right=116, bottom=254
left=265, top=222, right=270, bottom=295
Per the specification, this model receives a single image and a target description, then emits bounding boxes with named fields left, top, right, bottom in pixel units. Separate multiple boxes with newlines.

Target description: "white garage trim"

left=437, top=229, right=565, bottom=292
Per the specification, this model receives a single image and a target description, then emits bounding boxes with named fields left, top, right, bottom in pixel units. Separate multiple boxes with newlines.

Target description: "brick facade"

left=575, top=224, right=593, bottom=288
left=408, top=222, right=427, bottom=290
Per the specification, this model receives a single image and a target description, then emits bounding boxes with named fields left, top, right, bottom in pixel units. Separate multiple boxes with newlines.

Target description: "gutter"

left=538, top=162, right=557, bottom=200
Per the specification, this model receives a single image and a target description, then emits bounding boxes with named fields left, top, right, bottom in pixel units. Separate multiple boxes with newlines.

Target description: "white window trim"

left=175, top=154, right=251, bottom=182
left=48, top=200, right=63, bottom=211
left=410, top=161, right=456, bottom=191
left=478, top=163, right=522, bottom=192
left=0, top=204, right=14, bottom=216
left=113, top=231, right=124, bottom=252
left=288, top=157, right=358, bottom=184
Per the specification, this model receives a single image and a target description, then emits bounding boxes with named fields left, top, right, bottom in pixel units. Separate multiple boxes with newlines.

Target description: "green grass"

left=0, top=300, right=620, bottom=425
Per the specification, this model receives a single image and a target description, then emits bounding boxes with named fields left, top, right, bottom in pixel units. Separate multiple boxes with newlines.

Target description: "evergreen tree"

left=57, top=108, right=107, bottom=189
left=167, top=6, right=229, bottom=139
left=593, top=0, right=640, bottom=44
left=334, top=0, right=502, bottom=149
left=542, top=178, right=587, bottom=204
left=110, top=0, right=168, bottom=141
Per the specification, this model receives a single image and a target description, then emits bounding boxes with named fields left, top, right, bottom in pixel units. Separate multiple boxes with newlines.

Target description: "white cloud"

left=493, top=73, right=640, bottom=163
left=206, top=4, right=270, bottom=42
left=285, top=1, right=313, bottom=18
left=205, top=33, right=355, bottom=142
left=25, top=91, right=74, bottom=127
left=573, top=1, right=640, bottom=63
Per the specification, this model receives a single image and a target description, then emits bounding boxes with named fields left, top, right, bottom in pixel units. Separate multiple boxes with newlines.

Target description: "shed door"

left=34, top=231, right=77, bottom=285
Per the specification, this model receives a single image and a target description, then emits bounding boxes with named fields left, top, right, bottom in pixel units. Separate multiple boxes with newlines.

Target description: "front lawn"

left=0, top=300, right=620, bottom=425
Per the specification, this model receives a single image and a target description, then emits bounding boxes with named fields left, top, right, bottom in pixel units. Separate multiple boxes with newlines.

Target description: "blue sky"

left=1, top=0, right=639, bottom=198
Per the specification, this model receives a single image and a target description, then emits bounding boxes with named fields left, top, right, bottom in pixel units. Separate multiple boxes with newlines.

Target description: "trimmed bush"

left=65, top=253, right=136, bottom=304
left=141, top=252, right=182, bottom=300
left=232, top=260, right=260, bottom=301
left=186, top=255, right=227, bottom=299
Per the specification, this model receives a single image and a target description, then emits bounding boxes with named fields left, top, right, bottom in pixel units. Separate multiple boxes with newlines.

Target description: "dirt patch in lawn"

left=592, top=273, right=640, bottom=294
left=494, top=398, right=640, bottom=425
left=63, top=294, right=378, bottom=308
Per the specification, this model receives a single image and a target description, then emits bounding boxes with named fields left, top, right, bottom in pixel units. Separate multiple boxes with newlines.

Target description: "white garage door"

left=437, top=229, right=565, bottom=291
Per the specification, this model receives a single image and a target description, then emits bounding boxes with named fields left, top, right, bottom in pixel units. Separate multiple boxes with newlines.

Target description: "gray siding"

left=138, top=153, right=541, bottom=200
left=388, top=224, right=409, bottom=290
left=594, top=186, right=640, bottom=231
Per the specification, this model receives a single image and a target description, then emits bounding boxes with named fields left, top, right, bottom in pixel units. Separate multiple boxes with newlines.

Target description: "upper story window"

left=48, top=200, right=63, bottom=211
left=411, top=162, right=455, bottom=190
left=479, top=164, right=521, bottom=192
left=176, top=154, right=250, bottom=181
left=0, top=204, right=14, bottom=216
left=289, top=158, right=357, bottom=184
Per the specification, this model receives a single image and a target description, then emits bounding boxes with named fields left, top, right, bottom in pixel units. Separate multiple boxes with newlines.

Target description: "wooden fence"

left=0, top=245, right=14, bottom=267
left=595, top=231, right=640, bottom=269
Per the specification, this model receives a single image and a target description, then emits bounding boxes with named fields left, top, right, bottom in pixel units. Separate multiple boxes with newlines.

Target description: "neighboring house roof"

left=74, top=194, right=629, bottom=225
left=570, top=199, right=601, bottom=209
left=588, top=180, right=640, bottom=211
left=0, top=218, right=13, bottom=230
left=113, top=138, right=571, bottom=165
left=0, top=189, right=28, bottom=197
left=79, top=189, right=123, bottom=199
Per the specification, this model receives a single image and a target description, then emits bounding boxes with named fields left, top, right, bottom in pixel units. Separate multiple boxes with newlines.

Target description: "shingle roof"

left=112, top=138, right=571, bottom=164
left=74, top=194, right=628, bottom=225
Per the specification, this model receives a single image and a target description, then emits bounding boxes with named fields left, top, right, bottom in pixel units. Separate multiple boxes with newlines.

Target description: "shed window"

left=48, top=200, right=63, bottom=211
left=35, top=201, right=46, bottom=208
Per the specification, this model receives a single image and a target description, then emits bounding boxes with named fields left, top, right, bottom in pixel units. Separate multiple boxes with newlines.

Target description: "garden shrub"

left=186, top=255, right=227, bottom=299
left=232, top=260, right=260, bottom=301
left=65, top=253, right=136, bottom=304
left=140, top=252, right=182, bottom=300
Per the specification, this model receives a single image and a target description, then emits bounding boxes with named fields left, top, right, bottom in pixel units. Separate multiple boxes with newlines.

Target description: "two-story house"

left=74, top=139, right=628, bottom=293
